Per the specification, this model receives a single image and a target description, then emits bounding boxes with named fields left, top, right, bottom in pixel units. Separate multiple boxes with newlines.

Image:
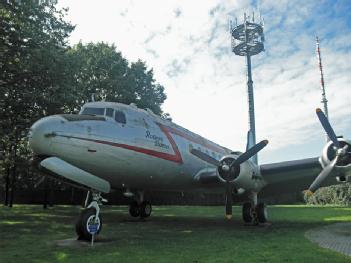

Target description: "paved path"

left=305, top=222, right=351, bottom=257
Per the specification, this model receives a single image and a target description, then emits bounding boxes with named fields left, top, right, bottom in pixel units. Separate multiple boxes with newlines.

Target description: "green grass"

left=1, top=205, right=351, bottom=263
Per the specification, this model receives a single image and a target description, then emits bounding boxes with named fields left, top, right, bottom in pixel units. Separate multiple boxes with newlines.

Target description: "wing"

left=39, top=157, right=111, bottom=193
left=259, top=157, right=339, bottom=197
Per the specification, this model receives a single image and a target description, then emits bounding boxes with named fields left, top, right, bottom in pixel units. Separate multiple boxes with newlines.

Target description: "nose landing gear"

left=76, top=191, right=107, bottom=241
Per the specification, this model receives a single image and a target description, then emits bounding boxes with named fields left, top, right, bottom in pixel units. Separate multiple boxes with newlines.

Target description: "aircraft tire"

left=242, top=202, right=253, bottom=223
left=75, top=208, right=102, bottom=241
left=256, top=203, right=268, bottom=223
left=140, top=201, right=152, bottom=218
left=129, top=201, right=140, bottom=217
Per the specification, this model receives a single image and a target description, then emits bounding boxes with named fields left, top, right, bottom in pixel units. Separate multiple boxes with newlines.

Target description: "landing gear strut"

left=76, top=191, right=106, bottom=241
left=128, top=191, right=152, bottom=219
left=129, top=201, right=152, bottom=218
left=242, top=192, right=268, bottom=224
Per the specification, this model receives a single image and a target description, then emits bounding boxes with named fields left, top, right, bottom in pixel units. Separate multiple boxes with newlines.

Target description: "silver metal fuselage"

left=29, top=102, right=266, bottom=194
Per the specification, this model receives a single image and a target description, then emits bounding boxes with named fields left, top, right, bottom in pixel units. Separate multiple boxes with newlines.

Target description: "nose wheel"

left=76, top=207, right=102, bottom=241
left=76, top=192, right=106, bottom=241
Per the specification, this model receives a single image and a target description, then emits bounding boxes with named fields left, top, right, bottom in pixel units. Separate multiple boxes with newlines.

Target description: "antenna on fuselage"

left=230, top=12, right=265, bottom=164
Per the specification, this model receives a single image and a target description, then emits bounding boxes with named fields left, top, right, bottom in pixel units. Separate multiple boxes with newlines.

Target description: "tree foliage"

left=0, top=0, right=75, bottom=206
left=68, top=42, right=166, bottom=115
left=0, top=1, right=167, bottom=206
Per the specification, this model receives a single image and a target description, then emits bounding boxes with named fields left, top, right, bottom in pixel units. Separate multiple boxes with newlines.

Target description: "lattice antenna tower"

left=230, top=12, right=265, bottom=165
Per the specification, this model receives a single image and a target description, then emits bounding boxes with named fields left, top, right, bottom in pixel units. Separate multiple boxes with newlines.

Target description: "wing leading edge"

left=40, top=157, right=111, bottom=193
left=259, top=157, right=338, bottom=197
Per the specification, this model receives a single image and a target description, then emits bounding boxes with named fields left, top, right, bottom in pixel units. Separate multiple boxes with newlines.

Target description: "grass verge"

left=1, top=205, right=350, bottom=263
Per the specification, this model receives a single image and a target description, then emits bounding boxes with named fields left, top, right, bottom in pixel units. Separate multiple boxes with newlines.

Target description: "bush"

left=305, top=183, right=351, bottom=205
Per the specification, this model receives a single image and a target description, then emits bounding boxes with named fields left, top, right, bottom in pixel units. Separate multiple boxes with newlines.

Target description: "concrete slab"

left=306, top=222, right=351, bottom=257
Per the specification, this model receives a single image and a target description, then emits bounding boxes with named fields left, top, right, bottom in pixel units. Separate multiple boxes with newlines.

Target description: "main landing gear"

left=129, top=201, right=152, bottom=218
left=242, top=192, right=268, bottom=224
left=76, top=191, right=106, bottom=241
left=128, top=191, right=152, bottom=219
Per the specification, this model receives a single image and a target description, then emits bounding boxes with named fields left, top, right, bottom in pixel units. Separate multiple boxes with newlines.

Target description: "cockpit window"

left=106, top=108, right=114, bottom=117
left=115, top=110, right=126, bottom=124
left=81, top=107, right=105, bottom=116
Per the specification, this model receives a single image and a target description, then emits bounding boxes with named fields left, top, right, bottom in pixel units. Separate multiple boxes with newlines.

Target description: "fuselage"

left=29, top=102, right=266, bottom=194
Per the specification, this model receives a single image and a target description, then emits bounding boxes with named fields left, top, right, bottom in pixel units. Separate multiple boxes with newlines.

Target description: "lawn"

left=1, top=205, right=351, bottom=263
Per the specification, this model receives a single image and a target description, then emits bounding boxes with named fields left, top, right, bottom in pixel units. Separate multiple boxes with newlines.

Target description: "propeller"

left=306, top=108, right=349, bottom=194
left=229, top=140, right=268, bottom=170
left=316, top=108, right=340, bottom=148
left=191, top=139, right=269, bottom=219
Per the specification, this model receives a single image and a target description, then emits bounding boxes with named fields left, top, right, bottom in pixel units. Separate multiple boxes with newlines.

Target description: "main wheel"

left=129, top=201, right=140, bottom=217
left=75, top=208, right=102, bottom=241
left=242, top=202, right=253, bottom=223
left=140, top=201, right=152, bottom=218
left=256, top=203, right=268, bottom=223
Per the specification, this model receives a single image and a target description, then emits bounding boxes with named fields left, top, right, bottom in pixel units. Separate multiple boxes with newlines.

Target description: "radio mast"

left=316, top=37, right=330, bottom=142
left=230, top=13, right=264, bottom=164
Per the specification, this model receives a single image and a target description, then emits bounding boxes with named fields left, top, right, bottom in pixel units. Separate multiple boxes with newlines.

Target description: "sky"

left=57, top=0, right=351, bottom=164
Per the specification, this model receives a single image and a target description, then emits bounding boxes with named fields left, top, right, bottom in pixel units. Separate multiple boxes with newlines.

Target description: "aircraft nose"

left=28, top=115, right=64, bottom=156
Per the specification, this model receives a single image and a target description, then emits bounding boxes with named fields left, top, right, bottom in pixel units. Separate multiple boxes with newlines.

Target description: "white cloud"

left=58, top=0, right=351, bottom=163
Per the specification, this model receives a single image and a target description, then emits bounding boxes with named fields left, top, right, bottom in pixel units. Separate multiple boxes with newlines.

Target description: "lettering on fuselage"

left=145, top=130, right=170, bottom=150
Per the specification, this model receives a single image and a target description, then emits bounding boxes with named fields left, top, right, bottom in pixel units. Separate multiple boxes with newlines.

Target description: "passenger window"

left=106, top=108, right=114, bottom=117
left=115, top=111, right=126, bottom=124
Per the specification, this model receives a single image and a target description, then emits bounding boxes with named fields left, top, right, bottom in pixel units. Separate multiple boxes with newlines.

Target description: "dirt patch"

left=54, top=237, right=114, bottom=247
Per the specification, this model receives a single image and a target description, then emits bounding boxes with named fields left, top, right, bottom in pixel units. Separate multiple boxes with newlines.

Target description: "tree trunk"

left=9, top=132, right=19, bottom=208
left=43, top=177, right=48, bottom=209
left=70, top=187, right=75, bottom=204
left=48, top=178, right=54, bottom=207
left=4, top=166, right=10, bottom=206
left=9, top=164, right=16, bottom=208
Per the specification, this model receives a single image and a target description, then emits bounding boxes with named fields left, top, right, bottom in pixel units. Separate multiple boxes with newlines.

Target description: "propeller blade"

left=225, top=183, right=233, bottom=220
left=190, top=148, right=220, bottom=166
left=308, top=155, right=339, bottom=193
left=316, top=108, right=340, bottom=148
left=230, top=140, right=269, bottom=168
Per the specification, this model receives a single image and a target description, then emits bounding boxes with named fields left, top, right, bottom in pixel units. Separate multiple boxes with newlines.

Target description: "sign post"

left=88, top=221, right=99, bottom=246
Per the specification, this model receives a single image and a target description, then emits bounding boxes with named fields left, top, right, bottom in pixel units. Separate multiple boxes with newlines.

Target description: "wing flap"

left=40, top=157, right=110, bottom=193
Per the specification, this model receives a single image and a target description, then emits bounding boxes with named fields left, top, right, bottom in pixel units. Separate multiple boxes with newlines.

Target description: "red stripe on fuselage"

left=62, top=122, right=227, bottom=164
left=159, top=123, right=226, bottom=154
left=64, top=135, right=183, bottom=164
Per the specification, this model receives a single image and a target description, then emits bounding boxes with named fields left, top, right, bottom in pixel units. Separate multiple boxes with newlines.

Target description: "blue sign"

left=88, top=223, right=98, bottom=234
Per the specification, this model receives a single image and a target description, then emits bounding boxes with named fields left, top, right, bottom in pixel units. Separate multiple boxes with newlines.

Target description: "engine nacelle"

left=216, top=154, right=262, bottom=191
left=320, top=138, right=351, bottom=177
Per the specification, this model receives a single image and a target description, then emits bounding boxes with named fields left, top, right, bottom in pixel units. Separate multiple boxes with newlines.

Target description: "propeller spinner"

left=306, top=109, right=350, bottom=194
left=191, top=140, right=268, bottom=219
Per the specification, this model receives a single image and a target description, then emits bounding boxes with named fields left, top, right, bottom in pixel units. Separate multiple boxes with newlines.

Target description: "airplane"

left=28, top=101, right=351, bottom=241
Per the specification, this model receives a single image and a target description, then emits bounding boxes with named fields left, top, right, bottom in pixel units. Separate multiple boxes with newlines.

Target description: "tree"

left=0, top=1, right=168, bottom=207
left=68, top=42, right=167, bottom=115
left=0, top=0, right=74, bottom=206
left=128, top=60, right=167, bottom=115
